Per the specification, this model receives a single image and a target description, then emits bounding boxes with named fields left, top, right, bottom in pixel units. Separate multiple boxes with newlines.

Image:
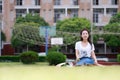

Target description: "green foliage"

left=93, top=34, right=99, bottom=44
left=117, top=54, right=120, bottom=62
left=104, top=23, right=120, bottom=33
left=56, top=32, right=79, bottom=45
left=38, top=56, right=47, bottom=62
left=15, top=22, right=40, bottom=28
left=20, top=51, right=39, bottom=64
left=11, top=13, right=49, bottom=47
left=1, top=31, right=6, bottom=41
left=102, top=34, right=120, bottom=47
left=11, top=37, right=26, bottom=47
left=106, top=36, right=120, bottom=47
left=56, top=17, right=90, bottom=45
left=103, top=13, right=120, bottom=47
left=56, top=17, right=91, bottom=32
left=16, top=13, right=49, bottom=26
left=109, top=12, right=120, bottom=24
left=11, top=23, right=44, bottom=47
left=0, top=56, right=20, bottom=62
left=48, top=46, right=58, bottom=52
left=15, top=17, right=26, bottom=23
left=47, top=51, right=66, bottom=65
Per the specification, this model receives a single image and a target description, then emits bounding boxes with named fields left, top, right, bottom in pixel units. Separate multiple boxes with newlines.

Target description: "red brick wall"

left=1, top=44, right=15, bottom=55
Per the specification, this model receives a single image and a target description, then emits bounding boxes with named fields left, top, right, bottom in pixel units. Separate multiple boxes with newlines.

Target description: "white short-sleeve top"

left=75, top=41, right=95, bottom=58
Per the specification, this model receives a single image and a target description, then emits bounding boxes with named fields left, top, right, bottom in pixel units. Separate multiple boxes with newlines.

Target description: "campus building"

left=0, top=0, right=120, bottom=55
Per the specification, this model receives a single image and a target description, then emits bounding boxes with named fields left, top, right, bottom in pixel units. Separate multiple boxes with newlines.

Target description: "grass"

left=0, top=62, right=120, bottom=80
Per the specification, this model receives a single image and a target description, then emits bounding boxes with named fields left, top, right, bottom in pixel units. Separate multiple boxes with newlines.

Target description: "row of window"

left=16, top=0, right=78, bottom=6
left=16, top=0, right=118, bottom=6
left=15, top=8, right=117, bottom=23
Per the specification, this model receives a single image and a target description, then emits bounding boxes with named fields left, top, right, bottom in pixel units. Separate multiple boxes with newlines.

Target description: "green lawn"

left=0, top=62, right=120, bottom=80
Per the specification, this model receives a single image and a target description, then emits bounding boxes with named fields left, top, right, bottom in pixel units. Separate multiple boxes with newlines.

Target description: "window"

left=35, top=0, right=40, bottom=5
left=68, top=9, right=78, bottom=17
left=93, top=8, right=104, bottom=14
left=54, top=0, right=61, bottom=5
left=29, top=9, right=40, bottom=14
left=73, top=0, right=78, bottom=5
left=93, top=13, right=98, bottom=23
left=93, top=8, right=103, bottom=23
left=106, top=8, right=117, bottom=16
left=0, top=0, right=2, bottom=13
left=111, top=0, right=117, bottom=5
left=54, top=13, right=60, bottom=22
left=54, top=9, right=65, bottom=22
left=93, top=0, right=99, bottom=5
left=16, top=0, right=22, bottom=6
left=16, top=9, right=26, bottom=18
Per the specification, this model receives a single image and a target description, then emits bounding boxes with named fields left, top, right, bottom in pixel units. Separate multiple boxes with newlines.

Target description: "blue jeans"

left=76, top=57, right=94, bottom=66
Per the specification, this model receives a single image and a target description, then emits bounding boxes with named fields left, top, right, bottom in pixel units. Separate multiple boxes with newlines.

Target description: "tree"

left=12, top=23, right=44, bottom=45
left=104, top=23, right=120, bottom=33
left=16, top=13, right=49, bottom=26
left=11, top=13, right=48, bottom=51
left=11, top=22, right=44, bottom=51
left=56, top=17, right=90, bottom=32
left=56, top=17, right=91, bottom=45
left=103, top=13, right=120, bottom=47
left=106, top=36, right=120, bottom=47
left=109, top=12, right=120, bottom=24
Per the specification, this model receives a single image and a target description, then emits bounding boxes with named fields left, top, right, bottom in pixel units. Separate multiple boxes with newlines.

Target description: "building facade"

left=0, top=0, right=120, bottom=43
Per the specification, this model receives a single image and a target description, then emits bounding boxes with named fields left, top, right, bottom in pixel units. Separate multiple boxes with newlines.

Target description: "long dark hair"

left=80, top=29, right=92, bottom=47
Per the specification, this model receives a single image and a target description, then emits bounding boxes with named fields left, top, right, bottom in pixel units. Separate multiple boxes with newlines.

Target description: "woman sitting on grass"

left=56, top=29, right=103, bottom=67
left=75, top=29, right=102, bottom=66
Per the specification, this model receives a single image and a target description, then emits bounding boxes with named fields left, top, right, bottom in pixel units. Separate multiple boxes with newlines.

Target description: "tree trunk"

left=27, top=45, right=29, bottom=51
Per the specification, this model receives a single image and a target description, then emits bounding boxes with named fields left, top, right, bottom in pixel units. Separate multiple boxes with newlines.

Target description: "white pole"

left=65, top=8, right=67, bottom=17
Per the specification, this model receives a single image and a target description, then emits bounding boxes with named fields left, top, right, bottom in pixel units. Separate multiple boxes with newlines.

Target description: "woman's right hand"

left=76, top=58, right=80, bottom=62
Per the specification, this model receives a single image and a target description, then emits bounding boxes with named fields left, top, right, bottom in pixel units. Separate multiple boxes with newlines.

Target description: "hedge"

left=0, top=56, right=46, bottom=62
left=117, top=54, right=120, bottom=62
left=0, top=56, right=20, bottom=62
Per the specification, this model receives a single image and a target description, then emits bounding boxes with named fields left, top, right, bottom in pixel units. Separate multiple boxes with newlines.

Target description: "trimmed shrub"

left=47, top=51, right=66, bottom=65
left=0, top=56, right=20, bottom=62
left=20, top=51, right=39, bottom=64
left=117, top=54, right=120, bottom=62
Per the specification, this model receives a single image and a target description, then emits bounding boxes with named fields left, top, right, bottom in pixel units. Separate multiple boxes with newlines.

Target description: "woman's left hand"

left=94, top=60, right=98, bottom=64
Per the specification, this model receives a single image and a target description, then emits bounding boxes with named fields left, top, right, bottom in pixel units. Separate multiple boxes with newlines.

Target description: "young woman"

left=56, top=29, right=103, bottom=67
left=75, top=29, right=101, bottom=66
